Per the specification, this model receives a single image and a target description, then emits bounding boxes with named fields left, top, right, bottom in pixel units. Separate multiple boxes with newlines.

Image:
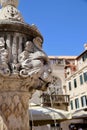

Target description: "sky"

left=18, top=0, right=87, bottom=56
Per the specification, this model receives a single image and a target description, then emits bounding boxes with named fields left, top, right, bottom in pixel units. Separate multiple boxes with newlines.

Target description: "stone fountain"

left=0, top=0, right=51, bottom=130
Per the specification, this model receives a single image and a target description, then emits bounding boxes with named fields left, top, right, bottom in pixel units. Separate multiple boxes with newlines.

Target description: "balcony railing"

left=41, top=94, right=70, bottom=108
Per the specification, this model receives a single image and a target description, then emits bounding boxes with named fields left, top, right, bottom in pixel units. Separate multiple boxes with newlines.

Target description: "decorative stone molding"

left=0, top=0, right=24, bottom=22
left=0, top=36, right=51, bottom=85
left=0, top=37, right=10, bottom=77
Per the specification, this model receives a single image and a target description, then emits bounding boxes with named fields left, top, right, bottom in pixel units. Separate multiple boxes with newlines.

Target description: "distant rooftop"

left=48, top=56, right=77, bottom=60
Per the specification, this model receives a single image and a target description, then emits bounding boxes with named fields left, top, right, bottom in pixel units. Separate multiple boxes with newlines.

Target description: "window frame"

left=75, top=98, right=79, bottom=109
left=68, top=81, right=71, bottom=91
left=74, top=78, right=77, bottom=88
left=79, top=74, right=83, bottom=85
left=83, top=72, right=87, bottom=82
left=70, top=100, right=74, bottom=110
left=81, top=95, right=87, bottom=107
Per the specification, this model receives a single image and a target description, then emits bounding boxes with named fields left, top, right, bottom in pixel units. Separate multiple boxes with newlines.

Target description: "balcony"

left=41, top=94, right=70, bottom=110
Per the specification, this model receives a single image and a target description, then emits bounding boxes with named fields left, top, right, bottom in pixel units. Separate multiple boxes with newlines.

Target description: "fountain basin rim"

left=0, top=20, right=43, bottom=41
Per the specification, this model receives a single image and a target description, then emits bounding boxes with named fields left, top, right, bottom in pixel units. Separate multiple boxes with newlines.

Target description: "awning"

left=29, top=104, right=71, bottom=126
left=72, top=109, right=87, bottom=119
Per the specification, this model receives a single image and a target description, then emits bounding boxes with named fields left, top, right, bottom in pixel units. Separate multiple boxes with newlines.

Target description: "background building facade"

left=30, top=45, right=87, bottom=130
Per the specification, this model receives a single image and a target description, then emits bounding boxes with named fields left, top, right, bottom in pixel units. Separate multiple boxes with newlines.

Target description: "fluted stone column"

left=18, top=36, right=23, bottom=55
left=6, top=35, right=12, bottom=62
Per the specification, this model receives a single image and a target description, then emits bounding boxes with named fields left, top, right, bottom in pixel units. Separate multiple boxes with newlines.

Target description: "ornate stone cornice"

left=0, top=20, right=43, bottom=40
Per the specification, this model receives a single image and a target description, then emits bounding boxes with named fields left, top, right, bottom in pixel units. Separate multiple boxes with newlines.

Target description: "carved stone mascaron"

left=0, top=35, right=51, bottom=93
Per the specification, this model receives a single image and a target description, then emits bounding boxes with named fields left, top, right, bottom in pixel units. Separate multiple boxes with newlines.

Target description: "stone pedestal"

left=0, top=76, right=32, bottom=130
left=0, top=72, right=51, bottom=130
left=0, top=92, right=29, bottom=130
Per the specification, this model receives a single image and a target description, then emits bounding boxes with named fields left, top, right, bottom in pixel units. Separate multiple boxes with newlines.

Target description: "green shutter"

left=68, top=82, right=71, bottom=90
left=80, top=75, right=83, bottom=85
left=74, top=79, right=77, bottom=88
left=83, top=72, right=87, bottom=82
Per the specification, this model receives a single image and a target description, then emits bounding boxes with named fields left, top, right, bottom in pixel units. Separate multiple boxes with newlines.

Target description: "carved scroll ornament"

left=0, top=36, right=52, bottom=92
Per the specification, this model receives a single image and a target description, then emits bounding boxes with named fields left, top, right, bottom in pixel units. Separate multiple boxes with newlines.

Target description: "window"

left=83, top=72, right=87, bottom=82
left=82, top=53, right=87, bottom=62
left=75, top=98, right=79, bottom=109
left=68, top=81, right=71, bottom=91
left=74, top=79, right=77, bottom=88
left=81, top=96, right=87, bottom=107
left=80, top=75, right=83, bottom=85
left=82, top=55, right=85, bottom=61
left=70, top=100, right=74, bottom=110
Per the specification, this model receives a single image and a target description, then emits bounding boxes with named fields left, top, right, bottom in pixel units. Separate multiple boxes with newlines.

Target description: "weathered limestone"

left=0, top=0, right=23, bottom=22
left=0, top=0, right=52, bottom=130
left=0, top=0, right=18, bottom=7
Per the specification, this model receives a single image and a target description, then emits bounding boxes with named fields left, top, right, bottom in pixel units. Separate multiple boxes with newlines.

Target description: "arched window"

left=48, top=76, right=62, bottom=95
